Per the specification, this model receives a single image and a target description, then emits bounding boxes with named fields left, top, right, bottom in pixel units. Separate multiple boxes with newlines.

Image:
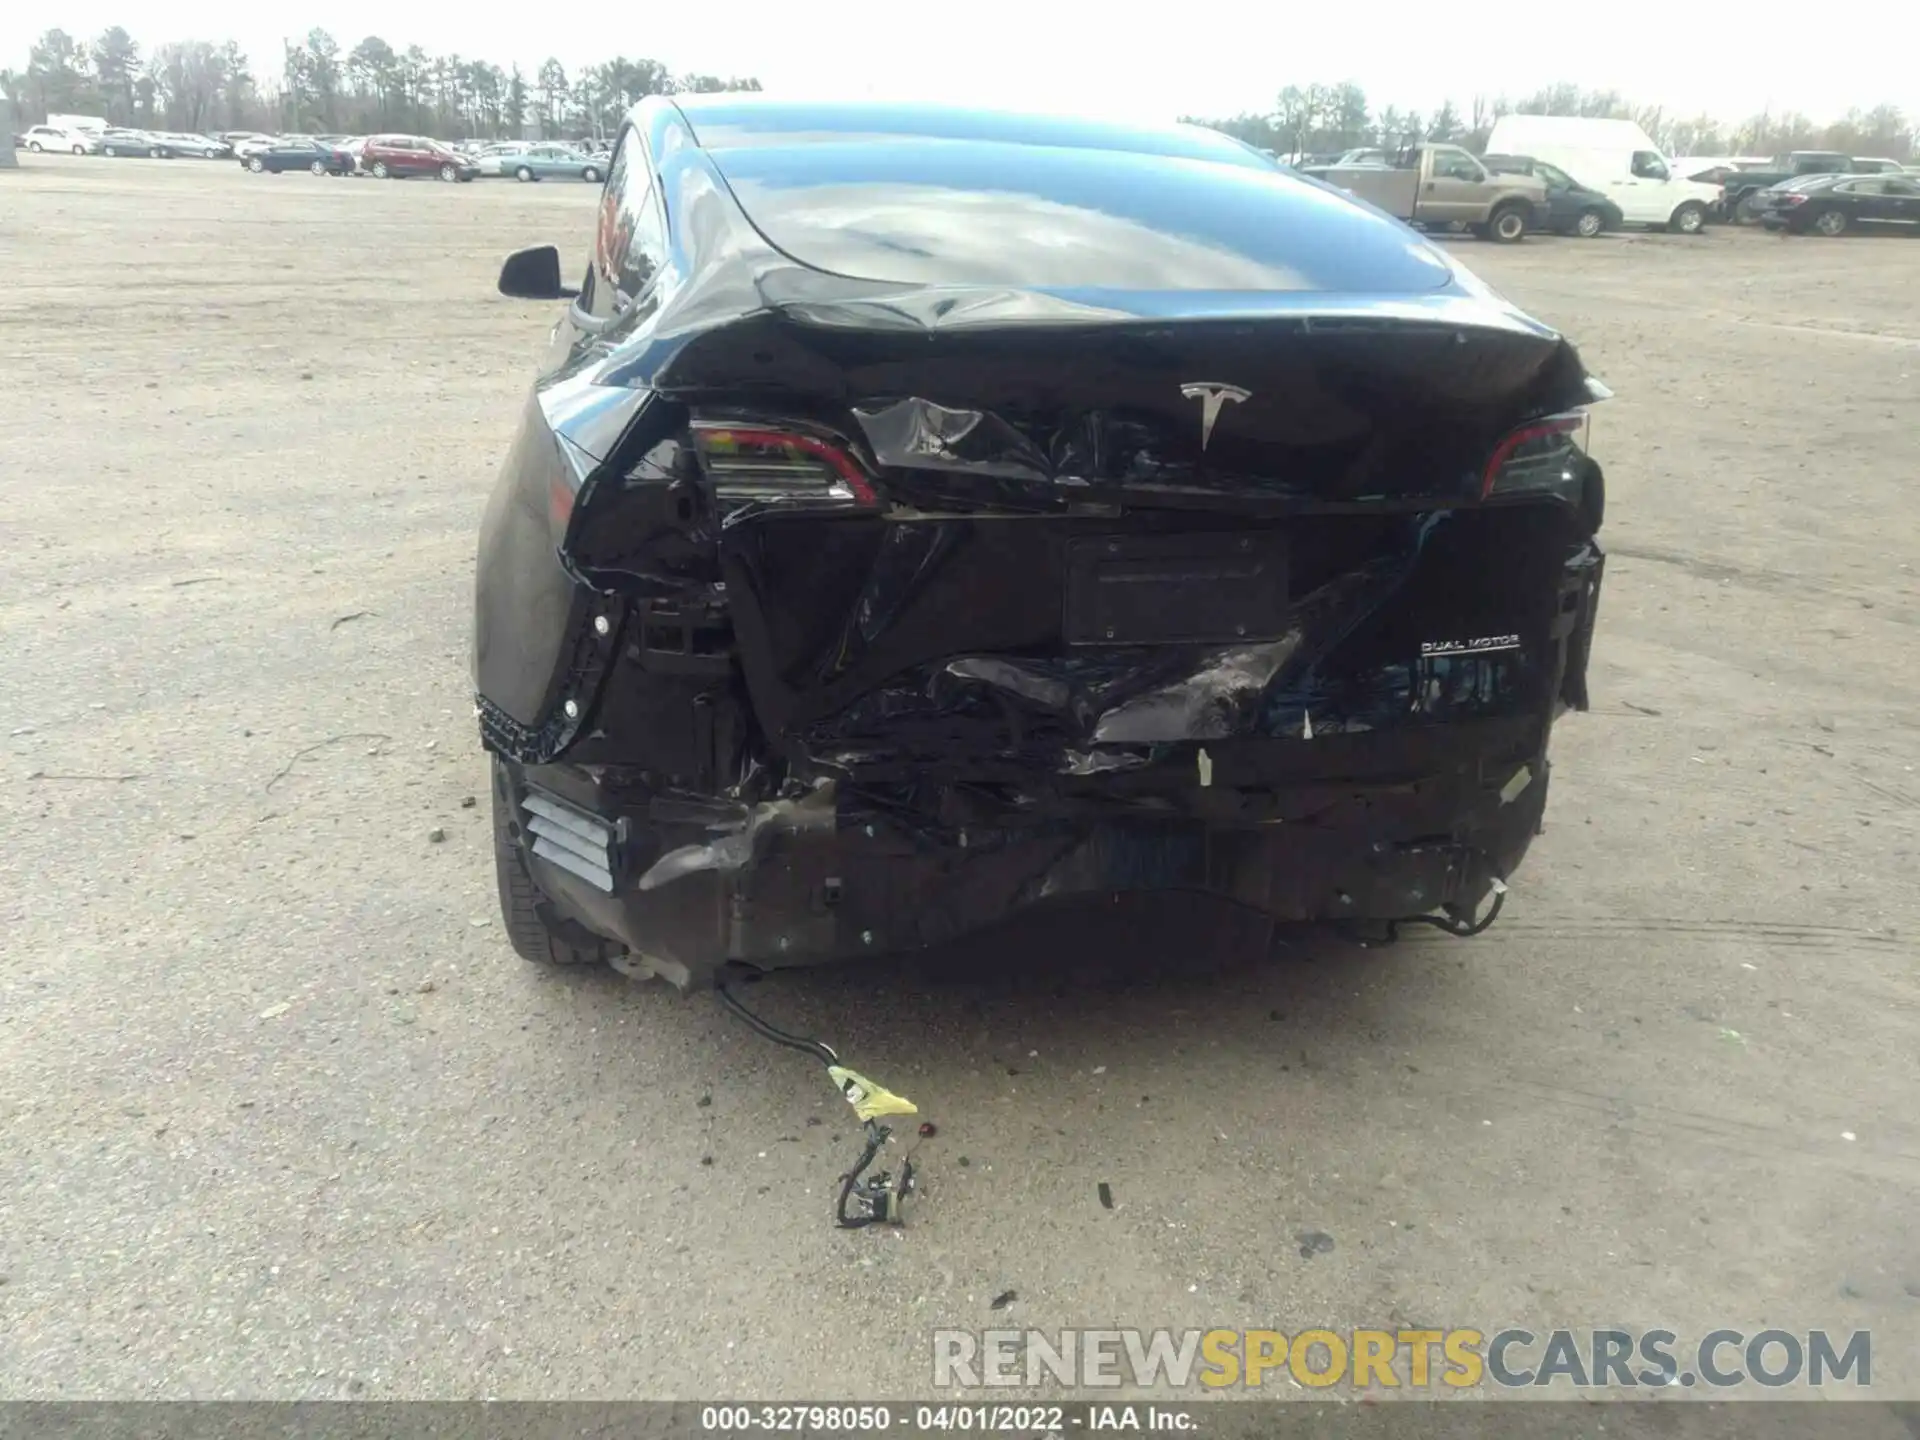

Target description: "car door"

left=1882, top=176, right=1920, bottom=227
left=1849, top=178, right=1892, bottom=225
left=1421, top=145, right=1493, bottom=225
left=1616, top=150, right=1675, bottom=224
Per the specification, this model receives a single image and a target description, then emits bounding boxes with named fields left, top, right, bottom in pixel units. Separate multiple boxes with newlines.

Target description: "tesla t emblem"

left=1179, top=382, right=1250, bottom=450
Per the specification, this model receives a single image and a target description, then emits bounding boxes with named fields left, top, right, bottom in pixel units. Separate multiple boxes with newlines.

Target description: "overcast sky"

left=7, top=0, right=1914, bottom=129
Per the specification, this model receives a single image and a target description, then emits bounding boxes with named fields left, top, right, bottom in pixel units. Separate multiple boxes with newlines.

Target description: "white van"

left=1482, top=117, right=1721, bottom=233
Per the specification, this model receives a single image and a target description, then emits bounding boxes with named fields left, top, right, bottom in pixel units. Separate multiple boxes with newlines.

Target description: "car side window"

left=1887, top=179, right=1920, bottom=197
left=1432, top=147, right=1484, bottom=182
left=1630, top=151, right=1670, bottom=181
left=589, top=128, right=668, bottom=321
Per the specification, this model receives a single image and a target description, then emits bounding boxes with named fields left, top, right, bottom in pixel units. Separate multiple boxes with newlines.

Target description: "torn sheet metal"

left=852, top=398, right=1053, bottom=483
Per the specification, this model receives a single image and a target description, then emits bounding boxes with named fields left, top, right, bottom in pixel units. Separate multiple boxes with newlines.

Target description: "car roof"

left=669, top=96, right=1272, bottom=167
left=653, top=97, right=1458, bottom=295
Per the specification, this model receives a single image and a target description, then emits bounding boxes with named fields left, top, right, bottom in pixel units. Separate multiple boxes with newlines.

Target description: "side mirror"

left=497, top=245, right=578, bottom=301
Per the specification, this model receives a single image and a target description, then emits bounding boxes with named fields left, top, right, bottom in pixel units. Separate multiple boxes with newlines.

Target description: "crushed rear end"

left=475, top=167, right=1607, bottom=990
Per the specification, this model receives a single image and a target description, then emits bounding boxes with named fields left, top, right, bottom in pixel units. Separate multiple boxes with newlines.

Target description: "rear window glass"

left=709, top=141, right=1455, bottom=294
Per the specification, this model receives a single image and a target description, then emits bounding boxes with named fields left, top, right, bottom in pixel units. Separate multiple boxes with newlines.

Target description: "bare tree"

left=148, top=40, right=225, bottom=130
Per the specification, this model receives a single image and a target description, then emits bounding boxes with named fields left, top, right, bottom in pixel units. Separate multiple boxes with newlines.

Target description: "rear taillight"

left=691, top=424, right=879, bottom=506
left=1481, top=412, right=1587, bottom=501
left=1781, top=193, right=1810, bottom=207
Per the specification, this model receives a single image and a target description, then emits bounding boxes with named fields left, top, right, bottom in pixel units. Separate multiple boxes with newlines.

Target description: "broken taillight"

left=1481, top=412, right=1588, bottom=502
left=691, top=424, right=879, bottom=506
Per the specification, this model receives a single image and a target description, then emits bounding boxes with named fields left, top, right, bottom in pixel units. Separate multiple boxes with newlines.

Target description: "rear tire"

left=29, top=141, right=44, bottom=152
left=491, top=764, right=621, bottom=969
left=1488, top=202, right=1528, bottom=243
left=515, top=165, right=534, bottom=182
left=1669, top=202, right=1707, bottom=235
left=371, top=160, right=390, bottom=179
left=1813, top=208, right=1848, bottom=236
left=102, top=145, right=118, bottom=157
left=248, top=155, right=265, bottom=173
left=1574, top=208, right=1605, bottom=238
left=310, top=159, right=326, bottom=175
left=149, top=146, right=163, bottom=158
left=582, top=165, right=602, bottom=184
left=71, top=144, right=85, bottom=155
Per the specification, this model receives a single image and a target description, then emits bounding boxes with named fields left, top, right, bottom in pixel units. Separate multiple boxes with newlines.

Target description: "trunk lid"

left=607, top=311, right=1599, bottom=779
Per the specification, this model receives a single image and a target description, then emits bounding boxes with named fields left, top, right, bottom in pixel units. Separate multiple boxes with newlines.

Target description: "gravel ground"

left=1, top=156, right=1917, bottom=1402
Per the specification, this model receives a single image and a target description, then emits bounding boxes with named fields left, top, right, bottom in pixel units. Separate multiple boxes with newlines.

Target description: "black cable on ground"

left=715, top=981, right=838, bottom=1065
left=1394, top=885, right=1506, bottom=939
left=713, top=981, right=916, bottom=1228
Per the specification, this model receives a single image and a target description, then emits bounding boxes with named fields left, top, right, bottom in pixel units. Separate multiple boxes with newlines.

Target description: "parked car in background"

left=1309, top=144, right=1547, bottom=241
left=1483, top=117, right=1718, bottom=233
left=359, top=133, right=479, bottom=180
left=23, top=124, right=100, bottom=154
left=477, top=142, right=607, bottom=182
left=1717, top=151, right=1856, bottom=218
left=222, top=132, right=280, bottom=157
left=97, top=128, right=174, bottom=158
left=240, top=137, right=356, bottom=175
left=1482, top=155, right=1625, bottom=237
left=1756, top=172, right=1920, bottom=235
left=159, top=132, right=232, bottom=159
left=1848, top=157, right=1904, bottom=175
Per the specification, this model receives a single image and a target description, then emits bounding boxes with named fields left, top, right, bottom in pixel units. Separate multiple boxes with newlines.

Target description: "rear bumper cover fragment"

left=509, top=760, right=1549, bottom=988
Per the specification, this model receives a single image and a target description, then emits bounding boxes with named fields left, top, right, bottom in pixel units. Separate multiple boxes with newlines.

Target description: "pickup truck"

left=1306, top=144, right=1548, bottom=242
left=1720, top=152, right=1855, bottom=219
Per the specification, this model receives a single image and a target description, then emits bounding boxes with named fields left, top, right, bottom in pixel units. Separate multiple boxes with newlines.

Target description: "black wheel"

left=1813, top=208, right=1848, bottom=237
left=28, top=141, right=44, bottom=152
left=149, top=146, right=163, bottom=158
left=1574, top=209, right=1605, bottom=238
left=515, top=164, right=534, bottom=182
left=371, top=160, right=390, bottom=179
left=310, top=159, right=326, bottom=175
left=248, top=155, right=265, bottom=173
left=582, top=165, right=601, bottom=184
left=491, top=763, right=621, bottom=968
left=71, top=144, right=85, bottom=155
left=1669, top=202, right=1707, bottom=235
left=102, top=145, right=118, bottom=157
left=1488, top=202, right=1528, bottom=243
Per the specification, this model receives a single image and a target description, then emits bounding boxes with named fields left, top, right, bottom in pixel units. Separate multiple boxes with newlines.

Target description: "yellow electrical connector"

left=828, top=1065, right=918, bottom=1123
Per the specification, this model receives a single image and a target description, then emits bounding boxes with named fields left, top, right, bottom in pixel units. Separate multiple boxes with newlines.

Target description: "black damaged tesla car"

left=475, top=97, right=1608, bottom=987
